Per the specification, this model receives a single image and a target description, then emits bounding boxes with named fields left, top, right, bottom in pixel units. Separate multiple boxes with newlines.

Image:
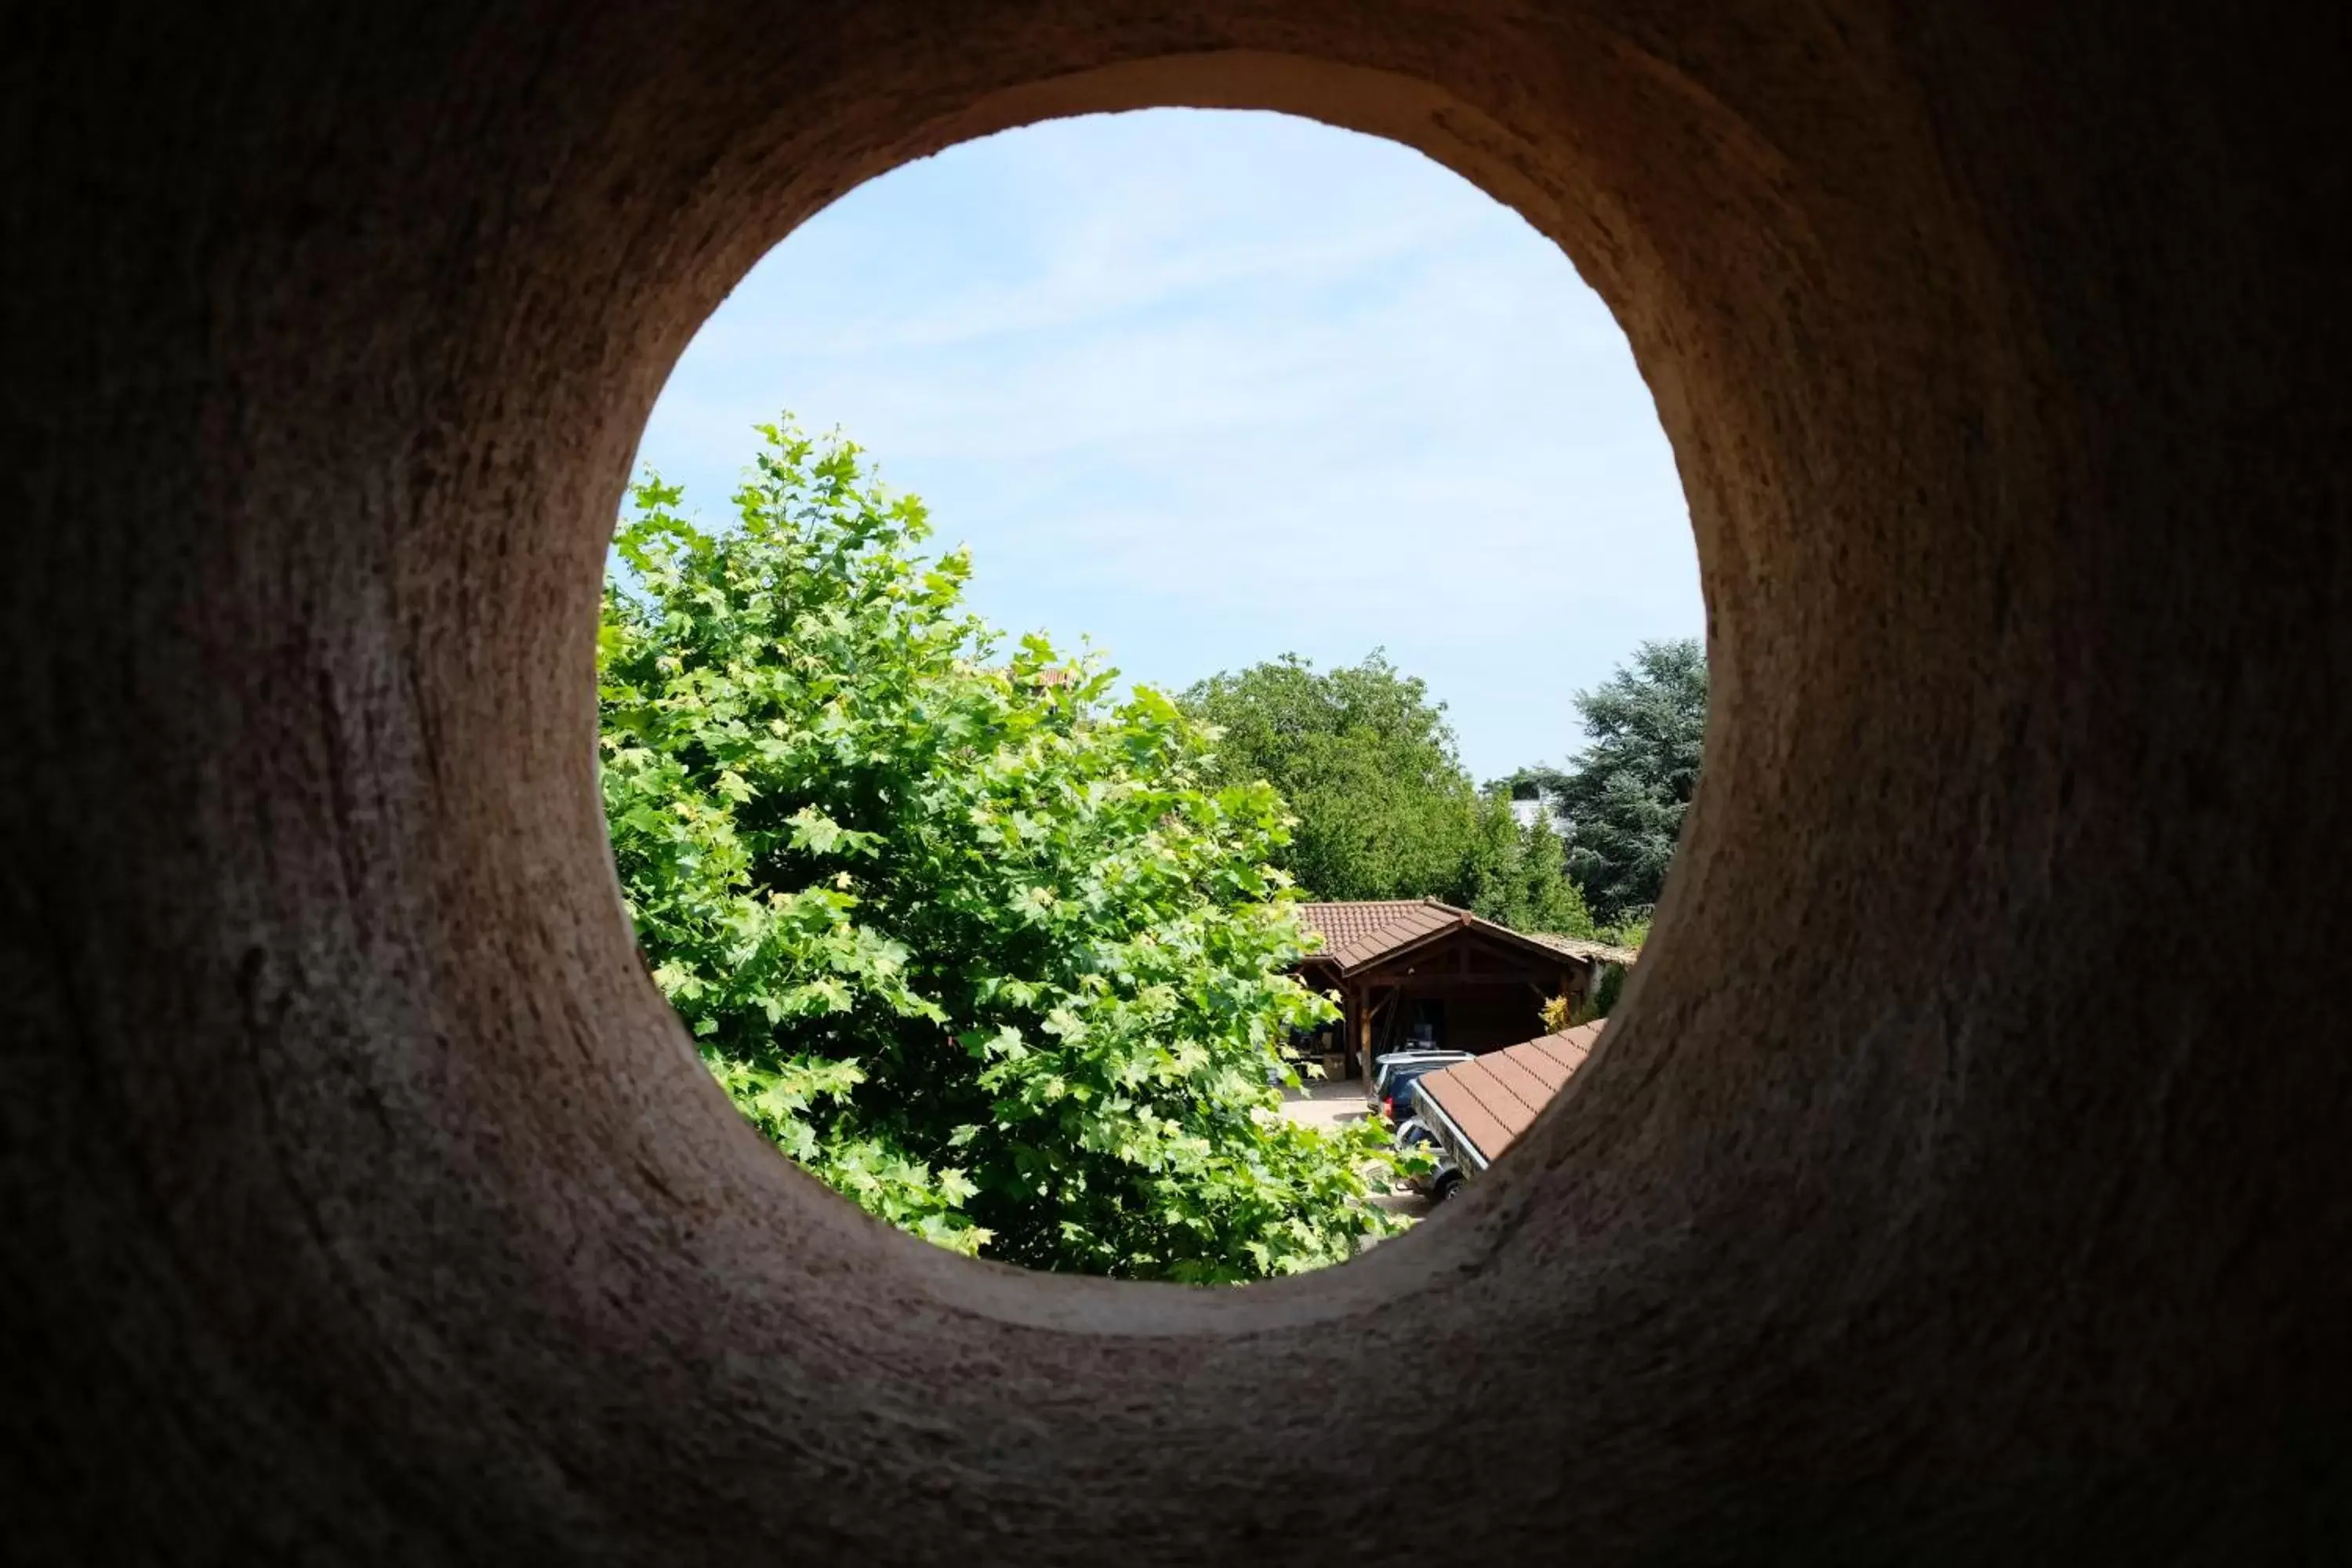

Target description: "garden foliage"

left=598, top=423, right=1401, bottom=1281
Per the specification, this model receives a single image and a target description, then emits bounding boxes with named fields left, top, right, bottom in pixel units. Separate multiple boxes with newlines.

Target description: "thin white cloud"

left=631, top=109, right=1700, bottom=779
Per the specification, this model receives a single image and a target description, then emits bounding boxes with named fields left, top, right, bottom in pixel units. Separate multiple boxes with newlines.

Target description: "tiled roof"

left=1415, top=1022, right=1603, bottom=1166
left=1526, top=932, right=1642, bottom=967
left=1292, top=900, right=1444, bottom=954
left=1294, top=899, right=1476, bottom=971
left=1294, top=899, right=1601, bottom=975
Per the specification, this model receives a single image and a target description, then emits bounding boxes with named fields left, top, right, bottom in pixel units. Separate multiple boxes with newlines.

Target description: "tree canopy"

left=1180, top=653, right=1472, bottom=903
left=1461, top=790, right=1593, bottom=938
left=599, top=423, right=1400, bottom=1281
left=1181, top=653, right=1592, bottom=936
left=1519, top=637, right=1708, bottom=925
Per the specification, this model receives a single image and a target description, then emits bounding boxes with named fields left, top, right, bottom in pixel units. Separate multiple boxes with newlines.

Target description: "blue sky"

left=630, top=110, right=1700, bottom=782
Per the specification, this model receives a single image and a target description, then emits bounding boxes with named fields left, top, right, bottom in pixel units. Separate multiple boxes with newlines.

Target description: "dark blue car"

left=1367, top=1050, right=1473, bottom=1126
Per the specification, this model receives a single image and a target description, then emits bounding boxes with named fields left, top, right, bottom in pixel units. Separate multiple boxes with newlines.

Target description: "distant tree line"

left=1509, top=637, right=1707, bottom=930
left=1180, top=653, right=1593, bottom=936
left=1181, top=638, right=1708, bottom=941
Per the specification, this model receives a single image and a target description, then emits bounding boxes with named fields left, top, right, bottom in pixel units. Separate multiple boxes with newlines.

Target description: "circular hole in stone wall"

left=606, top=108, right=1700, bottom=1281
left=27, top=9, right=2319, bottom=1559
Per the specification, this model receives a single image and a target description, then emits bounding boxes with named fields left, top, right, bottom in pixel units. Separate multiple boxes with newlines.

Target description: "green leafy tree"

left=1178, top=653, right=1478, bottom=903
left=1522, top=638, right=1708, bottom=924
left=1460, top=793, right=1594, bottom=938
left=1181, top=653, right=1598, bottom=936
left=1179, top=653, right=1487, bottom=902
left=600, top=422, right=1401, bottom=1281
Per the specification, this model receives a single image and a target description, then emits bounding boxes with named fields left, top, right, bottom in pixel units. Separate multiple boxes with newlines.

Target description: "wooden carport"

left=1290, top=901, right=1609, bottom=1085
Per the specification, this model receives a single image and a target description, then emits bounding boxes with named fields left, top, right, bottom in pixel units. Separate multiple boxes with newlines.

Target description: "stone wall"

left=3, top=3, right=2346, bottom=1560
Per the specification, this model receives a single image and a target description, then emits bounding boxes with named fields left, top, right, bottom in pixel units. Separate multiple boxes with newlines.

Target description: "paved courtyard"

left=1280, top=1078, right=1432, bottom=1222
left=1277, top=1076, right=1372, bottom=1131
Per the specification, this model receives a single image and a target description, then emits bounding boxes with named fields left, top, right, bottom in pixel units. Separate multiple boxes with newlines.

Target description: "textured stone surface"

left=3, top=3, right=2347, bottom=1561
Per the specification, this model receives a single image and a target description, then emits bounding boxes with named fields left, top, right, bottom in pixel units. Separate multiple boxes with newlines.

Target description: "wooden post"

left=1337, top=985, right=1358, bottom=1083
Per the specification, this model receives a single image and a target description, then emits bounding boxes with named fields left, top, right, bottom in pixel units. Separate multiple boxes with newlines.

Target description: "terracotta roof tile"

left=1294, top=900, right=1595, bottom=975
left=1428, top=1080, right=1515, bottom=1165
left=1291, top=901, right=1437, bottom=952
left=1417, top=1022, right=1606, bottom=1165
left=1514, top=1044, right=1573, bottom=1096
left=1478, top=1049, right=1556, bottom=1116
left=1293, top=899, right=1472, bottom=970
